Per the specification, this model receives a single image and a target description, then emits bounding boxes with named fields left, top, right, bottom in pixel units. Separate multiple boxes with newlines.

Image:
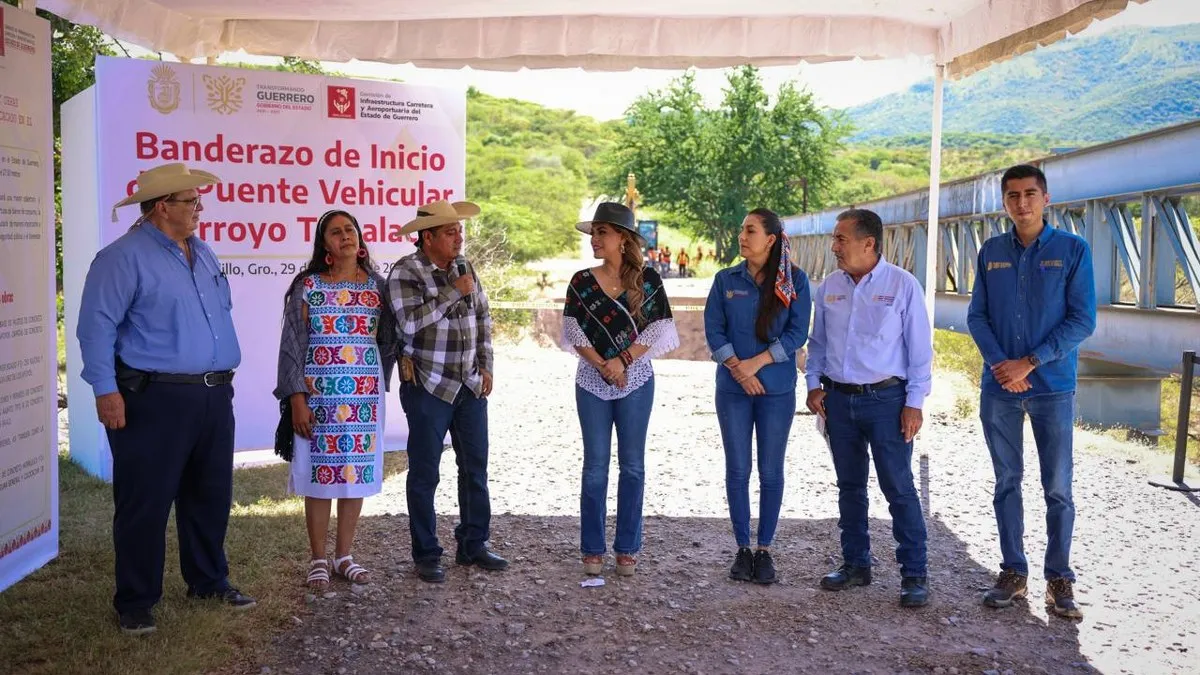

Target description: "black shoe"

left=983, top=569, right=1028, bottom=608
left=455, top=548, right=509, bottom=571
left=117, top=608, right=156, bottom=636
left=1046, top=578, right=1083, bottom=619
left=820, top=564, right=872, bottom=591
left=188, top=587, right=257, bottom=610
left=728, top=547, right=754, bottom=582
left=900, top=576, right=930, bottom=608
left=752, top=550, right=778, bottom=585
left=415, top=559, right=446, bottom=583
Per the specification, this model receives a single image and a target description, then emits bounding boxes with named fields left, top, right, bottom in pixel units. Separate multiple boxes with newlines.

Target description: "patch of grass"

left=933, top=329, right=983, bottom=387
left=953, top=395, right=976, bottom=419
left=0, top=451, right=408, bottom=675
left=1153, top=374, right=1200, bottom=465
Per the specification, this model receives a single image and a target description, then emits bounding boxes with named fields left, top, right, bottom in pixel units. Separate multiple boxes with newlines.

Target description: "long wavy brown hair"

left=617, top=229, right=646, bottom=323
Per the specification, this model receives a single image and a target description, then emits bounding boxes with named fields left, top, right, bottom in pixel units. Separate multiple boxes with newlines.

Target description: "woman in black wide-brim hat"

left=560, top=202, right=679, bottom=577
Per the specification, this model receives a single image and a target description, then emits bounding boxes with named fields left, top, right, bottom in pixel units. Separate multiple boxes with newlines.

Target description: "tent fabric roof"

left=41, top=0, right=1143, bottom=77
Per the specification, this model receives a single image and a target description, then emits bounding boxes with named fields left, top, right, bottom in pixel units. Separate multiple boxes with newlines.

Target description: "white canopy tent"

left=31, top=0, right=1149, bottom=308
left=36, top=0, right=1143, bottom=77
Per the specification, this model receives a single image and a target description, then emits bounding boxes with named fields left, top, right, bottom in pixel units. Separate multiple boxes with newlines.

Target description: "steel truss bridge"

left=785, top=121, right=1200, bottom=437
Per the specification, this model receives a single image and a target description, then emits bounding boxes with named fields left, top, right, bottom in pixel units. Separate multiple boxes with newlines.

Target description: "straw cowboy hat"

left=112, top=162, right=220, bottom=210
left=400, top=200, right=481, bottom=234
left=576, top=201, right=643, bottom=244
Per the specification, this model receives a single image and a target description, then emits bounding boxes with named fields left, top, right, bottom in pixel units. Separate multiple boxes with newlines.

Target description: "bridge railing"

left=786, top=121, right=1200, bottom=315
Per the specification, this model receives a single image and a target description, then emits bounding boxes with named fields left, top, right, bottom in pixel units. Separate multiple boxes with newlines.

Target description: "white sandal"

left=333, top=555, right=370, bottom=584
left=307, top=559, right=330, bottom=590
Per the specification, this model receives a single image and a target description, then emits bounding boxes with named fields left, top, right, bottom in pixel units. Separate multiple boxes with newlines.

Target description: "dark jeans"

left=576, top=379, right=654, bottom=556
left=715, top=388, right=795, bottom=547
left=980, top=390, right=1076, bottom=581
left=824, top=383, right=928, bottom=578
left=401, top=382, right=491, bottom=562
left=106, top=382, right=235, bottom=613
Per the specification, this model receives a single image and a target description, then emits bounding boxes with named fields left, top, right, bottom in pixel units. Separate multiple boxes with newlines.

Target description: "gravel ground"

left=245, top=342, right=1200, bottom=675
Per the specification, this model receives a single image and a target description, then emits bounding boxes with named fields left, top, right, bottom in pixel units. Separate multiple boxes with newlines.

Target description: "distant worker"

left=677, top=249, right=691, bottom=278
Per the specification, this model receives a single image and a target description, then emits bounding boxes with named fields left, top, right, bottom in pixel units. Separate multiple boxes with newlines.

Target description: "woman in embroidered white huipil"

left=561, top=202, right=678, bottom=577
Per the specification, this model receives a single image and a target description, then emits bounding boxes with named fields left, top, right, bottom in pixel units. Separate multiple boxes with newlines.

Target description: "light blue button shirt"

left=77, top=221, right=242, bottom=396
left=804, top=258, right=933, bottom=409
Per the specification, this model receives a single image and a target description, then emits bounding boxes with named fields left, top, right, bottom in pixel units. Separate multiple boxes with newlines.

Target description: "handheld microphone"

left=456, top=256, right=472, bottom=309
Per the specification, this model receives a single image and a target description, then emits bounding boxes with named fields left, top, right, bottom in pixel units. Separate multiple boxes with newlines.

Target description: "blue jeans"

left=980, top=391, right=1076, bottom=581
left=576, top=378, right=654, bottom=556
left=400, top=383, right=491, bottom=562
left=715, top=389, right=796, bottom=547
left=825, top=383, right=927, bottom=577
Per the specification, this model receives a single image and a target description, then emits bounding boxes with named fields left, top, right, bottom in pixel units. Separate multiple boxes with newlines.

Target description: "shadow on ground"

left=243, top=510, right=1089, bottom=675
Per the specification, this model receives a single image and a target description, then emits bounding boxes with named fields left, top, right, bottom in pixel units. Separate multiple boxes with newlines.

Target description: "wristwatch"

left=1027, top=354, right=1041, bottom=368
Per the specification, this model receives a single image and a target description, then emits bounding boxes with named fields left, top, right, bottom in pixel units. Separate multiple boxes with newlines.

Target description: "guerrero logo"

left=203, top=74, right=246, bottom=115
left=147, top=64, right=181, bottom=115
left=327, top=86, right=356, bottom=119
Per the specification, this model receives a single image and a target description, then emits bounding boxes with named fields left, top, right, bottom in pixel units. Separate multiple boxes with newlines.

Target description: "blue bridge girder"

left=785, top=120, right=1200, bottom=376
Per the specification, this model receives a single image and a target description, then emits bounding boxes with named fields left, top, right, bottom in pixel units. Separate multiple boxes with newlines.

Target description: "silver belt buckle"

left=203, top=372, right=219, bottom=387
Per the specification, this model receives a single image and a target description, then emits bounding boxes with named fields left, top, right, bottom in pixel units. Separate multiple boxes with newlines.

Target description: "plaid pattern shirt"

left=387, top=249, right=493, bottom=404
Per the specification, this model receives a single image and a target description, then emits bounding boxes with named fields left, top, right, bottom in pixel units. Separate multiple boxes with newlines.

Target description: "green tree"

left=276, top=56, right=323, bottom=75
left=601, top=67, right=848, bottom=263
left=464, top=88, right=617, bottom=261
left=2, top=1, right=116, bottom=291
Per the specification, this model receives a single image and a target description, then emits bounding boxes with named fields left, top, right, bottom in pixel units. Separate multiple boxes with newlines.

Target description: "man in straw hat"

left=77, top=162, right=255, bottom=636
left=388, top=199, right=508, bottom=583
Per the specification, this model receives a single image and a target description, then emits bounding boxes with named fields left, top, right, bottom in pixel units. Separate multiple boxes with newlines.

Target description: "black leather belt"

left=820, top=375, right=904, bottom=395
left=148, top=371, right=235, bottom=386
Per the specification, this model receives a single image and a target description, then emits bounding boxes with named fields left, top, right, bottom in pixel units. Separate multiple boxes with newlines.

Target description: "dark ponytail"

left=749, top=207, right=788, bottom=343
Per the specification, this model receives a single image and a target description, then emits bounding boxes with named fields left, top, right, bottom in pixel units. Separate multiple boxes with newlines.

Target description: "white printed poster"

left=65, top=56, right=466, bottom=473
left=0, top=6, right=58, bottom=593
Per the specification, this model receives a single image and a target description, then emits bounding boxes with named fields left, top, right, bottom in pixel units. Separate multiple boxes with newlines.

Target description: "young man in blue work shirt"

left=967, top=164, right=1096, bottom=619
left=806, top=208, right=933, bottom=608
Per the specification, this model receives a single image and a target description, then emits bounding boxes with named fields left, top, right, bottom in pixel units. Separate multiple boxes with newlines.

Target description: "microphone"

left=456, top=256, right=472, bottom=309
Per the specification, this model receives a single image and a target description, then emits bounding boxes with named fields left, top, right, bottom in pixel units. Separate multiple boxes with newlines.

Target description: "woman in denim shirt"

left=704, top=208, right=811, bottom=584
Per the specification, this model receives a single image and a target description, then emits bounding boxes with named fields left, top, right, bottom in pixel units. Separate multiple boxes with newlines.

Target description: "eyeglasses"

left=165, top=196, right=202, bottom=209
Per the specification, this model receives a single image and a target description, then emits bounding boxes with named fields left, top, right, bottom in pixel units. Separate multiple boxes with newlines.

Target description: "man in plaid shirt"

left=389, top=200, right=508, bottom=582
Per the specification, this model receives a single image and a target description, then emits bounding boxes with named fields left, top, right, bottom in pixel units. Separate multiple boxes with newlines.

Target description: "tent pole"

left=923, top=62, right=945, bottom=334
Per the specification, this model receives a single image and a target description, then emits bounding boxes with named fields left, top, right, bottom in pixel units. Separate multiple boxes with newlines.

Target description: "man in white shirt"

left=805, top=208, right=933, bottom=608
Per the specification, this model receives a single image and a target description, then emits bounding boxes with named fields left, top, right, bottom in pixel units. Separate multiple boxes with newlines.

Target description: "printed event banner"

left=83, top=56, right=466, bottom=454
left=0, top=6, right=58, bottom=593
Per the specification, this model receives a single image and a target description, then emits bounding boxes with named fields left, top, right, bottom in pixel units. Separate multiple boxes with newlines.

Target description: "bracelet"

left=620, top=350, right=634, bottom=367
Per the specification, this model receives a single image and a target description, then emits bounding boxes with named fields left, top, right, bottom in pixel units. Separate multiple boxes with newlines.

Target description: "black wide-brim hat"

left=575, top=202, right=643, bottom=244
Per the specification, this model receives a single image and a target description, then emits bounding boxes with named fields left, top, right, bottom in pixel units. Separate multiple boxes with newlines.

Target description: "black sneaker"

left=752, top=550, right=778, bottom=585
left=188, top=587, right=257, bottom=610
left=819, top=563, right=872, bottom=591
left=983, top=569, right=1028, bottom=608
left=117, top=608, right=156, bottom=636
left=729, top=547, right=754, bottom=582
left=1046, top=578, right=1083, bottom=619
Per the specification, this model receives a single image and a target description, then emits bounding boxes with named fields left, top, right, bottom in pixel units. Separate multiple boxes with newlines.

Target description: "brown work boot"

left=1046, top=578, right=1083, bottom=619
left=982, top=569, right=1028, bottom=608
